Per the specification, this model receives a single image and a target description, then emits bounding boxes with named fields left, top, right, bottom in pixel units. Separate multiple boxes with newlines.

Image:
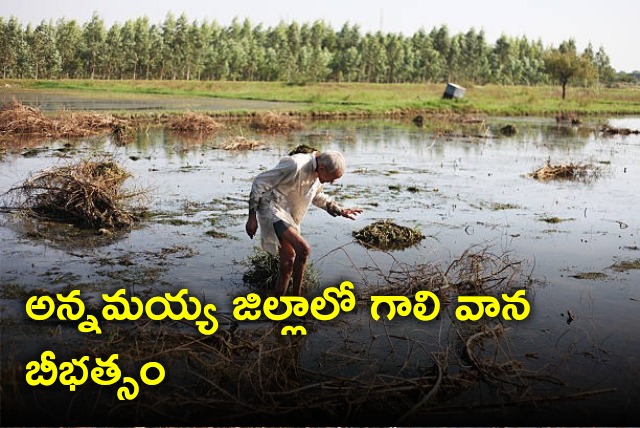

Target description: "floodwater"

left=1, top=108, right=639, bottom=425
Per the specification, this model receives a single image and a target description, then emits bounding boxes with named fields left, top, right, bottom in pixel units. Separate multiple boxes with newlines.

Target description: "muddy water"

left=1, top=115, right=639, bottom=424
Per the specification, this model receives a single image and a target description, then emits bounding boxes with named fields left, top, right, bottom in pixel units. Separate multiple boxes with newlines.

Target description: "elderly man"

left=246, top=150, right=363, bottom=296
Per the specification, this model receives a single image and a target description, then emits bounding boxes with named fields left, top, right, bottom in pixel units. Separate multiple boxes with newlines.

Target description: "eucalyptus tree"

left=0, top=17, right=23, bottom=78
left=259, top=47, right=280, bottom=81
left=55, top=18, right=83, bottom=78
left=133, top=17, right=152, bottom=80
left=245, top=22, right=267, bottom=81
left=595, top=46, right=615, bottom=84
left=430, top=25, right=451, bottom=81
left=226, top=39, right=249, bottom=81
left=384, top=33, right=405, bottom=83
left=173, top=14, right=191, bottom=80
left=296, top=20, right=332, bottom=82
left=202, top=21, right=228, bottom=80
left=266, top=22, right=294, bottom=81
left=15, top=23, right=34, bottom=78
left=5, top=13, right=621, bottom=86
left=31, top=20, right=61, bottom=79
left=360, top=32, right=388, bottom=83
left=120, top=20, right=137, bottom=79
left=462, top=28, right=491, bottom=84
left=445, top=33, right=463, bottom=82
left=104, top=23, right=122, bottom=79
left=515, top=37, right=547, bottom=85
left=410, top=28, right=443, bottom=83
left=330, top=22, right=362, bottom=82
left=160, top=13, right=177, bottom=79
left=186, top=19, right=206, bottom=80
left=82, top=12, right=106, bottom=79
left=491, top=34, right=512, bottom=84
left=148, top=24, right=164, bottom=79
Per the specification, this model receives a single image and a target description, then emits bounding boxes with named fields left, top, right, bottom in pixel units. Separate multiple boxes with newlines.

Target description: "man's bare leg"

left=275, top=239, right=295, bottom=297
left=277, top=227, right=311, bottom=296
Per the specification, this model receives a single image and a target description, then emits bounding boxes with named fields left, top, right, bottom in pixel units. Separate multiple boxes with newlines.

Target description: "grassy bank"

left=3, top=79, right=640, bottom=116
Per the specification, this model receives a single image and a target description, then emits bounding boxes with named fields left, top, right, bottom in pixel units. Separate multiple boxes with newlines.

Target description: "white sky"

left=3, top=0, right=638, bottom=72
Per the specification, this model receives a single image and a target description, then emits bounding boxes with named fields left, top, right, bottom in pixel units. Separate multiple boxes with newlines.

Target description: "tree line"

left=0, top=13, right=628, bottom=88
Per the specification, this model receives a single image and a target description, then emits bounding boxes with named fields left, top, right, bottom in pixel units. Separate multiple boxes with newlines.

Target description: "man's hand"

left=340, top=207, right=363, bottom=220
left=246, top=213, right=258, bottom=238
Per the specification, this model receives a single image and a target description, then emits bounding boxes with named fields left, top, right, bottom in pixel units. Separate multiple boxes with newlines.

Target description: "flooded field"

left=0, top=87, right=300, bottom=112
left=1, top=112, right=639, bottom=425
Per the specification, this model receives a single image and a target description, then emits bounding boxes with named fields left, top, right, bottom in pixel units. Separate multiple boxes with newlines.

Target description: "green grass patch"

left=6, top=79, right=640, bottom=116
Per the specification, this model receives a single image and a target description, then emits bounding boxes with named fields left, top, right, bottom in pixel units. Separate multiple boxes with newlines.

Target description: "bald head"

left=316, top=151, right=345, bottom=184
left=318, top=151, right=345, bottom=175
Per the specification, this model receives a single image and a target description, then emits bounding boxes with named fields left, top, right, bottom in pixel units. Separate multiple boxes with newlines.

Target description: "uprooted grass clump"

left=0, top=100, right=128, bottom=140
left=4, top=159, right=142, bottom=229
left=221, top=135, right=263, bottom=150
left=242, top=247, right=320, bottom=291
left=288, top=144, right=318, bottom=155
left=168, top=111, right=225, bottom=133
left=601, top=124, right=640, bottom=135
left=529, top=161, right=601, bottom=181
left=610, top=258, right=640, bottom=272
left=249, top=111, right=304, bottom=133
left=353, top=219, right=425, bottom=251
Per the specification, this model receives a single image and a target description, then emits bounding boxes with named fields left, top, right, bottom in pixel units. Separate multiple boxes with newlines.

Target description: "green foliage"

left=0, top=14, right=625, bottom=87
left=544, top=40, right=596, bottom=99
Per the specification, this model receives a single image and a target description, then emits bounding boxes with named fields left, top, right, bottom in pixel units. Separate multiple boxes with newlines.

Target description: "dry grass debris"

left=353, top=219, right=425, bottom=251
left=249, top=111, right=303, bottom=133
left=4, top=159, right=142, bottom=229
left=610, top=259, right=640, bottom=272
left=530, top=161, right=601, bottom=181
left=168, top=111, right=225, bottom=133
left=221, top=135, right=263, bottom=150
left=0, top=100, right=128, bottom=140
left=359, top=246, right=526, bottom=299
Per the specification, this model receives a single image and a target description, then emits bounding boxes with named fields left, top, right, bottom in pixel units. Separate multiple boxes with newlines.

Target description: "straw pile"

left=7, top=159, right=139, bottom=229
left=353, top=219, right=425, bottom=251
left=529, top=161, right=600, bottom=181
left=168, top=111, right=225, bottom=133
left=0, top=100, right=127, bottom=139
left=249, top=111, right=303, bottom=133
left=222, top=136, right=263, bottom=150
